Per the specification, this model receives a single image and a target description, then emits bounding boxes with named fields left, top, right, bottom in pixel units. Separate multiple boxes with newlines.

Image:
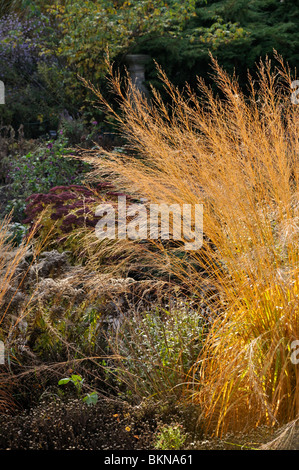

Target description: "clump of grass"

left=259, top=418, right=299, bottom=450
left=0, top=214, right=40, bottom=412
left=78, top=52, right=299, bottom=435
left=0, top=214, right=37, bottom=325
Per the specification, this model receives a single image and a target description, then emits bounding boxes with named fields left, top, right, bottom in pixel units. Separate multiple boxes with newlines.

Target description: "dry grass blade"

left=0, top=215, right=41, bottom=412
left=259, top=418, right=299, bottom=450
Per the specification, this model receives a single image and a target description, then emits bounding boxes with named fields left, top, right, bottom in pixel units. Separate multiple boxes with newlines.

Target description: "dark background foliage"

left=0, top=0, right=298, bottom=138
left=135, top=0, right=299, bottom=94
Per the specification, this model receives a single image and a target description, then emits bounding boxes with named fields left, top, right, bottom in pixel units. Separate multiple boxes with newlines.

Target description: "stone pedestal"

left=125, top=54, right=151, bottom=99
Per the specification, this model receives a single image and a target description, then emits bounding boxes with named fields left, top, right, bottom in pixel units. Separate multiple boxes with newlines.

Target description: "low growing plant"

left=6, top=222, right=28, bottom=246
left=58, top=373, right=98, bottom=405
left=22, top=297, right=107, bottom=362
left=154, top=423, right=188, bottom=450
left=109, top=303, right=205, bottom=401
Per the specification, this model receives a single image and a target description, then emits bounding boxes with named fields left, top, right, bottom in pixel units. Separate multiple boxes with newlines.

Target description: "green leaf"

left=83, top=392, right=99, bottom=405
left=70, top=374, right=83, bottom=384
left=58, top=377, right=71, bottom=385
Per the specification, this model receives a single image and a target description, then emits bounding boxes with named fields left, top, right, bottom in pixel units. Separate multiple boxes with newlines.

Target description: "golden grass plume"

left=76, top=52, right=299, bottom=435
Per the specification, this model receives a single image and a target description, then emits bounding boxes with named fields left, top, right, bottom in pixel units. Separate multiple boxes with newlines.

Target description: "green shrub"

left=154, top=423, right=188, bottom=450
left=110, top=303, right=205, bottom=401
left=6, top=222, right=28, bottom=246
left=4, top=133, right=90, bottom=222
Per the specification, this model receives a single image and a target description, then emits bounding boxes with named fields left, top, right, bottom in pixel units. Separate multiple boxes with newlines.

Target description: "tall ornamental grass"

left=79, top=53, right=299, bottom=435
